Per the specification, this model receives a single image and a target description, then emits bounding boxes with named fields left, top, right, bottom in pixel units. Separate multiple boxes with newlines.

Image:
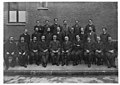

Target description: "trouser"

left=18, top=52, right=28, bottom=66
left=51, top=52, right=60, bottom=65
left=105, top=52, right=116, bottom=67
left=61, top=52, right=70, bottom=65
left=30, top=51, right=40, bottom=65
left=95, top=52, right=104, bottom=65
left=84, top=52, right=94, bottom=67
left=40, top=51, right=49, bottom=65
left=4, top=53, right=16, bottom=69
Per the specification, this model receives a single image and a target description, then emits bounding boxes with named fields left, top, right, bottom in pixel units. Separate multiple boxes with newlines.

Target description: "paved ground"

left=4, top=75, right=118, bottom=83
left=4, top=58, right=118, bottom=71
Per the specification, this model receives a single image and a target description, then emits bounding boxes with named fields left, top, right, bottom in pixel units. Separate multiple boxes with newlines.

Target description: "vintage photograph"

left=3, top=2, right=118, bottom=83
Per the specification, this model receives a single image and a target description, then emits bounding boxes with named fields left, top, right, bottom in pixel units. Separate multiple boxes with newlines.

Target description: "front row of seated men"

left=4, top=33, right=117, bottom=70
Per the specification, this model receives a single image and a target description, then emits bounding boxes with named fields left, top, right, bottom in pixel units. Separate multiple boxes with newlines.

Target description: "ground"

left=4, top=75, right=118, bottom=83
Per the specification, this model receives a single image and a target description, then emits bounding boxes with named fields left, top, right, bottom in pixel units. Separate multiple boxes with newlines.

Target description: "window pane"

left=9, top=11, right=17, bottom=22
left=18, top=11, right=26, bottom=22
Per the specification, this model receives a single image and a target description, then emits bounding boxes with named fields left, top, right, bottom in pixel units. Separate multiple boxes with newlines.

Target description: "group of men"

left=4, top=18, right=117, bottom=70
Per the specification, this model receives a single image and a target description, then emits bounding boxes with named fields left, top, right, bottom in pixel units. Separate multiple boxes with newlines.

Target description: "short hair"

left=54, top=18, right=58, bottom=21
left=89, top=19, right=93, bottom=21
left=36, top=20, right=40, bottom=23
left=45, top=20, right=49, bottom=22
left=63, top=20, right=67, bottom=22
left=102, top=27, right=107, bottom=30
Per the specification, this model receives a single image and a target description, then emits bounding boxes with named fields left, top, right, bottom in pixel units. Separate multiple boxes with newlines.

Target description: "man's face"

left=76, top=35, right=80, bottom=40
left=102, top=28, right=106, bottom=33
left=65, top=36, right=69, bottom=41
left=33, top=37, right=37, bottom=41
left=35, top=27, right=39, bottom=31
left=24, top=29, right=28, bottom=33
left=97, top=37, right=101, bottom=41
left=21, top=37, right=25, bottom=42
left=9, top=37, right=14, bottom=41
left=87, top=37, right=91, bottom=41
left=47, top=28, right=50, bottom=31
left=81, top=28, right=84, bottom=31
left=41, top=36, right=45, bottom=40
left=54, top=19, right=58, bottom=24
left=108, top=37, right=112, bottom=41
left=89, top=27, right=92, bottom=31
left=57, top=27, right=60, bottom=32
left=89, top=20, right=93, bottom=24
left=36, top=21, right=40, bottom=25
left=75, top=21, right=79, bottom=24
left=45, top=20, right=49, bottom=24
left=53, top=35, right=57, bottom=40
left=63, top=20, right=67, bottom=24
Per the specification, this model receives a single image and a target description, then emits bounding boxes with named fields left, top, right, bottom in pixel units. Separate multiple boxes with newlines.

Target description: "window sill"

left=37, top=7, right=48, bottom=10
left=6, top=23, right=26, bottom=26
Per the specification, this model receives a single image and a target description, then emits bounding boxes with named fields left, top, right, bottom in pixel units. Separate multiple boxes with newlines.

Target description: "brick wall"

left=4, top=2, right=118, bottom=40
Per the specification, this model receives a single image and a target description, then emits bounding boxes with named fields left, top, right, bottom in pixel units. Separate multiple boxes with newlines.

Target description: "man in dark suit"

left=17, top=37, right=28, bottom=68
left=51, top=18, right=61, bottom=34
left=72, top=35, right=83, bottom=65
left=49, top=35, right=61, bottom=66
left=29, top=37, right=39, bottom=65
left=100, top=27, right=111, bottom=44
left=94, top=36, right=104, bottom=66
left=104, top=37, right=117, bottom=68
left=4, top=37, right=17, bottom=70
left=61, top=36, right=72, bottom=66
left=72, top=20, right=81, bottom=35
left=34, top=20, right=44, bottom=34
left=39, top=36, right=49, bottom=67
left=85, top=19, right=96, bottom=34
left=84, top=37, right=94, bottom=67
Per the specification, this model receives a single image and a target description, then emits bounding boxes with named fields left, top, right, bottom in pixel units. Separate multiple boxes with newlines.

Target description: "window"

left=8, top=2, right=26, bottom=23
left=37, top=2, right=48, bottom=10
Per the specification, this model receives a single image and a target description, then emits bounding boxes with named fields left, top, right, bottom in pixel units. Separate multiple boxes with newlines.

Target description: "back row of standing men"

left=4, top=18, right=117, bottom=70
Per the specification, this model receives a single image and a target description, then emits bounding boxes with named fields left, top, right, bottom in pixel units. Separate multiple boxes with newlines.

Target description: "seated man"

left=39, top=36, right=49, bottom=67
left=4, top=36, right=17, bottom=70
left=94, top=36, right=104, bottom=66
left=72, top=35, right=83, bottom=66
left=104, top=37, right=117, bottom=68
left=17, top=37, right=28, bottom=68
left=61, top=36, right=72, bottom=66
left=84, top=37, right=94, bottom=67
left=49, top=35, right=61, bottom=66
left=29, top=37, right=39, bottom=65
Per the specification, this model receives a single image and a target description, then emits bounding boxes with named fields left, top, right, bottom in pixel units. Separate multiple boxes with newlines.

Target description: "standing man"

left=56, top=26, right=64, bottom=43
left=61, top=36, right=72, bottom=66
left=68, top=27, right=76, bottom=43
left=85, top=19, right=96, bottom=34
left=19, top=29, right=30, bottom=46
left=62, top=20, right=70, bottom=36
left=86, top=27, right=97, bottom=43
left=84, top=37, right=94, bottom=67
left=34, top=20, right=44, bottom=35
left=43, top=20, right=52, bottom=34
left=49, top=35, right=61, bottom=66
left=72, top=20, right=81, bottom=35
left=32, top=27, right=42, bottom=41
left=100, top=27, right=111, bottom=44
left=4, top=37, right=17, bottom=70
left=39, top=36, right=49, bottom=67
left=51, top=18, right=61, bottom=34
left=17, top=37, right=28, bottom=68
left=29, top=37, right=40, bottom=65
